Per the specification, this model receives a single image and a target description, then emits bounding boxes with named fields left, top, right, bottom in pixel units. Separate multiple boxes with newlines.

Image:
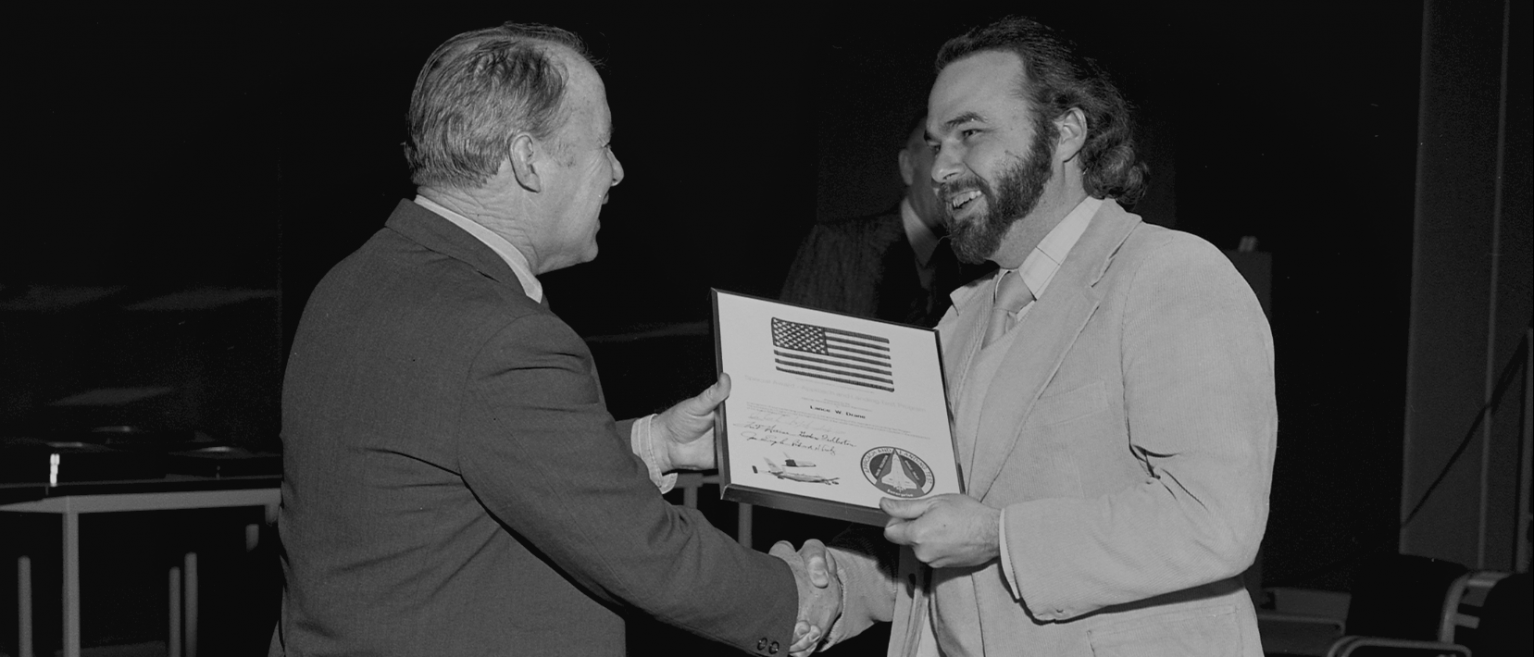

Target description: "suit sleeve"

left=824, top=527, right=901, bottom=645
left=457, top=312, right=799, bottom=652
left=1003, top=237, right=1277, bottom=620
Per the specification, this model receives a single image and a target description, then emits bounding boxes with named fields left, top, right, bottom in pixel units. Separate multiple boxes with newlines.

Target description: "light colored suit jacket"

left=834, top=200, right=1276, bottom=656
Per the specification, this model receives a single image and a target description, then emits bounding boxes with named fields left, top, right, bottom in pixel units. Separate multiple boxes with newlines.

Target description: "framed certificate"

left=711, top=289, right=962, bottom=526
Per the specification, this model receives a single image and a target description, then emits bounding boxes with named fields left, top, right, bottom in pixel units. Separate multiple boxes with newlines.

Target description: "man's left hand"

left=881, top=494, right=1001, bottom=568
left=651, top=373, right=731, bottom=471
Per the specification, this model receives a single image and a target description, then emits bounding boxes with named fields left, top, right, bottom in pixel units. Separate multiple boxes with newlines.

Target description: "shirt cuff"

left=630, top=414, right=678, bottom=494
left=999, top=511, right=1021, bottom=599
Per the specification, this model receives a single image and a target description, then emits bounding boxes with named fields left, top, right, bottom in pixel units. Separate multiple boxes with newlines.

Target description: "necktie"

left=983, top=270, right=1034, bottom=348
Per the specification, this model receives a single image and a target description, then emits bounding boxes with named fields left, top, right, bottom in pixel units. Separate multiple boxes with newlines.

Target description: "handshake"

left=763, top=492, right=1005, bottom=655
left=769, top=539, right=842, bottom=657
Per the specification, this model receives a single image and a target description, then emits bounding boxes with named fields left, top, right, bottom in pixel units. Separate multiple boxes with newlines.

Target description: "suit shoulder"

left=1113, top=225, right=1263, bottom=318
left=307, top=228, right=544, bottom=345
left=818, top=209, right=900, bottom=229
left=1116, top=223, right=1231, bottom=272
left=801, top=211, right=904, bottom=245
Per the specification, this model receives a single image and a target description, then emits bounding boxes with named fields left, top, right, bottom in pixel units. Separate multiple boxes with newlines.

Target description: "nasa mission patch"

left=860, top=447, right=935, bottom=498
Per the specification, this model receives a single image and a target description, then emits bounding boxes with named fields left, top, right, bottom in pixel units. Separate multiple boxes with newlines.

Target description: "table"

left=2, top=477, right=280, bottom=657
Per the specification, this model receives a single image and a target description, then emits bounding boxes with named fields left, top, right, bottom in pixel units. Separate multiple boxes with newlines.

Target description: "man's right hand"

left=769, top=539, right=842, bottom=656
left=650, top=373, right=730, bottom=471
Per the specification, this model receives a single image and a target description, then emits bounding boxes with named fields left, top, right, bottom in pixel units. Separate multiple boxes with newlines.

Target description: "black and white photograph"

left=2, top=3, right=1528, bottom=656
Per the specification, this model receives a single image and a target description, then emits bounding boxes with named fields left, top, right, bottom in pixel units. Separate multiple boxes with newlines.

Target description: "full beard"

left=940, top=134, right=1055, bottom=265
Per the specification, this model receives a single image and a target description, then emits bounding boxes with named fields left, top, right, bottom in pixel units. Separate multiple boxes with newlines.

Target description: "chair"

left=1462, top=572, right=1531, bottom=657
left=1326, top=566, right=1516, bottom=657
left=1257, top=554, right=1465, bottom=656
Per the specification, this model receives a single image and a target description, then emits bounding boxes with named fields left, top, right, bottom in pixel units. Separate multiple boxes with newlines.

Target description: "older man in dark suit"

left=271, top=23, right=835, bottom=656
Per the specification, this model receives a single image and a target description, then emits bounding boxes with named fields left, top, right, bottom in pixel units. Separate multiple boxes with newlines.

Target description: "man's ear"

left=1054, top=107, right=1088, bottom=164
left=508, top=133, right=542, bottom=192
left=898, top=149, right=916, bottom=186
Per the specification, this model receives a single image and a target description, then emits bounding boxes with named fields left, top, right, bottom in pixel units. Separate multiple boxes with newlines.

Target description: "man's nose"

left=930, top=145, right=961, bottom=185
left=610, top=150, right=625, bottom=186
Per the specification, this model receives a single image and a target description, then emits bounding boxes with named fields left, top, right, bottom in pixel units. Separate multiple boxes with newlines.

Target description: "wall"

left=1401, top=0, right=1533, bottom=571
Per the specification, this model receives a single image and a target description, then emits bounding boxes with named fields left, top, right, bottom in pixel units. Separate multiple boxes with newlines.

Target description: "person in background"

left=781, top=115, right=990, bottom=328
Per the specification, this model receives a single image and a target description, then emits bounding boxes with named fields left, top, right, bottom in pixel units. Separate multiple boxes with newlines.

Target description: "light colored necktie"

left=983, top=270, right=1034, bottom=348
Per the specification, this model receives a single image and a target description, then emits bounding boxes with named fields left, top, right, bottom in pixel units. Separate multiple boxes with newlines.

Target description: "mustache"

left=936, top=176, right=993, bottom=204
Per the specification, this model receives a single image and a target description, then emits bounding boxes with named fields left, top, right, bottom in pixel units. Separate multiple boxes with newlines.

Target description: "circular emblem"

left=861, top=447, right=935, bottom=498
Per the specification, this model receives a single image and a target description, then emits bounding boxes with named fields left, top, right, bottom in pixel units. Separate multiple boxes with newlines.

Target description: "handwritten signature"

left=743, top=434, right=842, bottom=454
left=739, top=409, right=855, bottom=455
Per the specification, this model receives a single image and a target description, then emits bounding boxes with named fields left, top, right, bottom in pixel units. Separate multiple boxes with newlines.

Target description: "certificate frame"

left=711, top=289, right=963, bottom=526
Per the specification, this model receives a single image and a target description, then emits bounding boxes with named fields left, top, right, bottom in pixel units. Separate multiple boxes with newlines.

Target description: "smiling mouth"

left=945, top=189, right=983, bottom=216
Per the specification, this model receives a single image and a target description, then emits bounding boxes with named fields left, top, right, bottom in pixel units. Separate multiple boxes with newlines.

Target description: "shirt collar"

left=998, top=195, right=1102, bottom=302
left=900, top=198, right=943, bottom=267
left=412, top=195, right=543, bottom=304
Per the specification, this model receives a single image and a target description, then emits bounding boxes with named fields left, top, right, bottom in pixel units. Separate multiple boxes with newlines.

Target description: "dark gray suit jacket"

left=272, top=200, right=797, bottom=656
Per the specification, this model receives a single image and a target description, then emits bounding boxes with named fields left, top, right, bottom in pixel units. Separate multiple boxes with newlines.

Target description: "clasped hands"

left=769, top=539, right=841, bottom=657
left=770, top=494, right=1001, bottom=655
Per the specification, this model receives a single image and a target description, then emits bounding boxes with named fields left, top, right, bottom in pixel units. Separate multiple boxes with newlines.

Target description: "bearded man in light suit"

left=272, top=23, right=836, bottom=656
left=796, top=16, right=1276, bottom=657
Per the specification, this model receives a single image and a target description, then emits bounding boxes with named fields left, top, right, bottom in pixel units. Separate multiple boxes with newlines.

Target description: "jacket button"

left=769, top=641, right=780, bottom=654
left=757, top=638, right=768, bottom=651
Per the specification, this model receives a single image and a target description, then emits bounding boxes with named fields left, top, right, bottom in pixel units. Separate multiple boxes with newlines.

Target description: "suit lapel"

left=967, top=202, right=1141, bottom=500
left=940, top=278, right=990, bottom=487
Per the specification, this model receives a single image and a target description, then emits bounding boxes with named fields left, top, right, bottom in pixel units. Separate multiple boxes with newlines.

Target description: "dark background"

left=3, top=2, right=1450, bottom=652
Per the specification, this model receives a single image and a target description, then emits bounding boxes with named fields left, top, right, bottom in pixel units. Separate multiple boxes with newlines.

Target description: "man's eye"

left=961, top=129, right=981, bottom=139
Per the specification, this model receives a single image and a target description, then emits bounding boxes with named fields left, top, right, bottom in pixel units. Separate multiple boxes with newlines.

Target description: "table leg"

left=185, top=552, right=198, bottom=657
left=17, top=555, right=33, bottom=657
left=737, top=503, right=753, bottom=549
left=62, top=512, right=80, bottom=657
left=169, top=566, right=182, bottom=657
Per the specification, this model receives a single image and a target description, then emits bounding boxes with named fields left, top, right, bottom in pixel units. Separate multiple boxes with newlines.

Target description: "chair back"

left=1344, top=554, right=1467, bottom=640
left=1459, top=571, right=1532, bottom=657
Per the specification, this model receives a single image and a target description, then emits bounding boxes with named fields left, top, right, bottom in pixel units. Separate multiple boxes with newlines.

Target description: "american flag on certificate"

left=771, top=317, right=894, bottom=392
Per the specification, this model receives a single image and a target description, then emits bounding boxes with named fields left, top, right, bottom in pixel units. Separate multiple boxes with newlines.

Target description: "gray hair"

left=405, top=23, right=593, bottom=188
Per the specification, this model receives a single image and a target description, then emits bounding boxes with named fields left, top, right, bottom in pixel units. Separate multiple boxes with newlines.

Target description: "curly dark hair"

left=935, top=16, right=1148, bottom=207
